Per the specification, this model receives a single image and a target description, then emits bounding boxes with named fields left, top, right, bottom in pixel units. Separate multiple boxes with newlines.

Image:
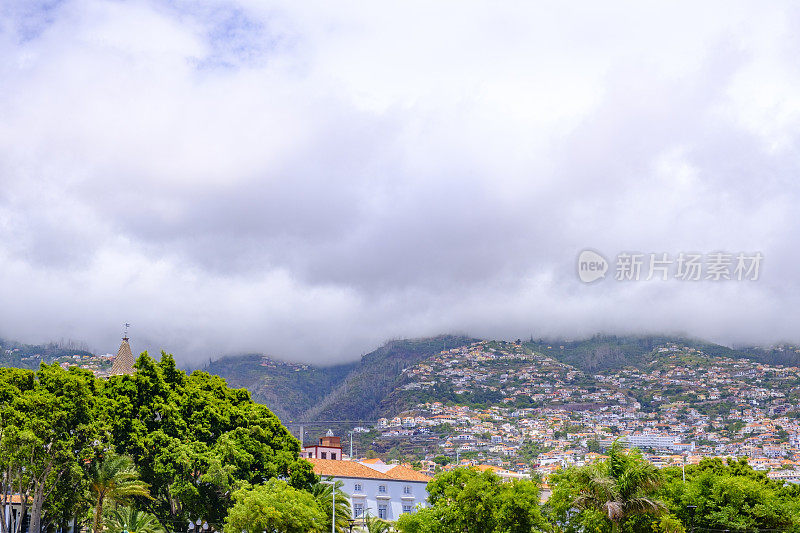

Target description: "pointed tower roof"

left=110, top=336, right=135, bottom=376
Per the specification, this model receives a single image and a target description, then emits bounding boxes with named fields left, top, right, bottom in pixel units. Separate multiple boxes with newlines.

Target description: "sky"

left=1, top=0, right=799, bottom=365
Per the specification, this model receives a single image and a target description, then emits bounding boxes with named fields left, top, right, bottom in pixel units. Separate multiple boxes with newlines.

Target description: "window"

left=378, top=485, right=387, bottom=494
left=403, top=485, right=412, bottom=495
left=354, top=483, right=362, bottom=492
left=402, top=505, right=413, bottom=514
left=321, top=452, right=327, bottom=459
left=353, top=504, right=364, bottom=518
left=331, top=452, right=337, bottom=460
left=378, top=504, right=387, bottom=519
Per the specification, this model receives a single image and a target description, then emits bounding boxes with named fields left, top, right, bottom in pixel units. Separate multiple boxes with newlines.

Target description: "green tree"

left=0, top=365, right=98, bottom=533
left=100, top=352, right=315, bottom=529
left=493, top=479, right=545, bottom=533
left=223, top=479, right=325, bottom=533
left=432, top=456, right=451, bottom=466
left=88, top=453, right=151, bottom=533
left=662, top=457, right=800, bottom=531
left=311, top=478, right=351, bottom=533
left=547, top=442, right=665, bottom=533
left=363, top=514, right=395, bottom=533
left=396, top=467, right=545, bottom=533
left=106, top=507, right=165, bottom=533
left=518, top=440, right=550, bottom=467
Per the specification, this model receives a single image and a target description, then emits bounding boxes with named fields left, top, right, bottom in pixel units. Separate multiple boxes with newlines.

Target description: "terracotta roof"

left=384, top=465, right=432, bottom=482
left=309, top=459, right=394, bottom=480
left=308, top=459, right=430, bottom=483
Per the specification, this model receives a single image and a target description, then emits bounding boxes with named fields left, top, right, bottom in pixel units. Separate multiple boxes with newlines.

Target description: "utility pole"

left=682, top=455, right=686, bottom=483
left=349, top=431, right=353, bottom=459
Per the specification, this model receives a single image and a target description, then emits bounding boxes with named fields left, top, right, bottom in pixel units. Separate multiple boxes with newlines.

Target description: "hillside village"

left=369, top=341, right=800, bottom=484
left=10, top=335, right=800, bottom=486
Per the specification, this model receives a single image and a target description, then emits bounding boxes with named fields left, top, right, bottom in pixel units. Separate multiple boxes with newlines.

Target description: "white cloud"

left=0, top=0, right=798, bottom=363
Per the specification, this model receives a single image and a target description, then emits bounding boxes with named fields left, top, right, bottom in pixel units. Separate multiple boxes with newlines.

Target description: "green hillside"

left=303, top=335, right=477, bottom=421
left=209, top=335, right=476, bottom=424
left=206, top=355, right=357, bottom=421
left=209, top=334, right=800, bottom=427
left=524, top=334, right=800, bottom=371
left=0, top=336, right=94, bottom=368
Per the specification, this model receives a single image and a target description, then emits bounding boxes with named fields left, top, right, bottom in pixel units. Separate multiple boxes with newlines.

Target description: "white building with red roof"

left=308, top=456, right=430, bottom=523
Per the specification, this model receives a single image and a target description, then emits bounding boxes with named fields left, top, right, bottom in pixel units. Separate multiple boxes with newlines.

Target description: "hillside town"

left=369, top=341, right=800, bottom=484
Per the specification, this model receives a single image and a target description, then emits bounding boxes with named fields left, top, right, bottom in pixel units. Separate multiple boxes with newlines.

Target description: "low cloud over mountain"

left=1, top=1, right=798, bottom=362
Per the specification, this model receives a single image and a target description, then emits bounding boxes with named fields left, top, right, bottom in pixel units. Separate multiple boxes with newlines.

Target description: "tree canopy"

left=99, top=352, right=316, bottom=530
left=0, top=352, right=316, bottom=533
left=662, top=457, right=800, bottom=531
left=396, top=468, right=546, bottom=533
left=547, top=442, right=667, bottom=533
left=223, top=479, right=325, bottom=533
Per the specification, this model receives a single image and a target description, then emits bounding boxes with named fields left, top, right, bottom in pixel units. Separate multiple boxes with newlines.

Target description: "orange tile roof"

left=308, top=459, right=430, bottom=483
left=309, top=458, right=392, bottom=480
left=384, top=465, right=432, bottom=482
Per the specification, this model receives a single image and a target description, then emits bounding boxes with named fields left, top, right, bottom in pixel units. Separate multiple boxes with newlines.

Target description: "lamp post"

left=686, top=504, right=697, bottom=533
left=321, top=479, right=336, bottom=533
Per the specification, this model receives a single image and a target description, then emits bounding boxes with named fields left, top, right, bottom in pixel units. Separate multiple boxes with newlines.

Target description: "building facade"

left=308, top=458, right=430, bottom=522
left=302, top=431, right=343, bottom=460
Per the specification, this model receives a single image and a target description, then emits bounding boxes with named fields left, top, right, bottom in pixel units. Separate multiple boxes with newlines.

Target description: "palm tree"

left=361, top=514, right=394, bottom=533
left=312, top=478, right=352, bottom=533
left=105, top=507, right=165, bottom=533
left=571, top=441, right=666, bottom=532
left=88, top=452, right=151, bottom=533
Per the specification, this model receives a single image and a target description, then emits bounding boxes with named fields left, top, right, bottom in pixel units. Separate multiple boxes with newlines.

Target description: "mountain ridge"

left=205, top=334, right=800, bottom=424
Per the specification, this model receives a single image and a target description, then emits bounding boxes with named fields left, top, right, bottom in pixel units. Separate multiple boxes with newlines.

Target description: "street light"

left=321, top=479, right=336, bottom=533
left=686, top=505, right=697, bottom=533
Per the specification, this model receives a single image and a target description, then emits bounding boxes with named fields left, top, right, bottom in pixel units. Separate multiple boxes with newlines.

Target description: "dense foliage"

left=396, top=468, right=546, bottom=533
left=547, top=442, right=666, bottom=533
left=0, top=352, right=316, bottom=533
left=0, top=365, right=98, bottom=533
left=662, top=457, right=800, bottom=532
left=223, top=479, right=325, bottom=533
left=403, top=449, right=800, bottom=533
left=101, top=352, right=315, bottom=530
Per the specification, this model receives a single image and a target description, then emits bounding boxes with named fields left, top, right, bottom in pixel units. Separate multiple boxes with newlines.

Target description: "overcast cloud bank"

left=0, top=1, right=798, bottom=363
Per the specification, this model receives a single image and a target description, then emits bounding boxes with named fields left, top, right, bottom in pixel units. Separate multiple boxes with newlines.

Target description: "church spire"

left=110, top=324, right=135, bottom=376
